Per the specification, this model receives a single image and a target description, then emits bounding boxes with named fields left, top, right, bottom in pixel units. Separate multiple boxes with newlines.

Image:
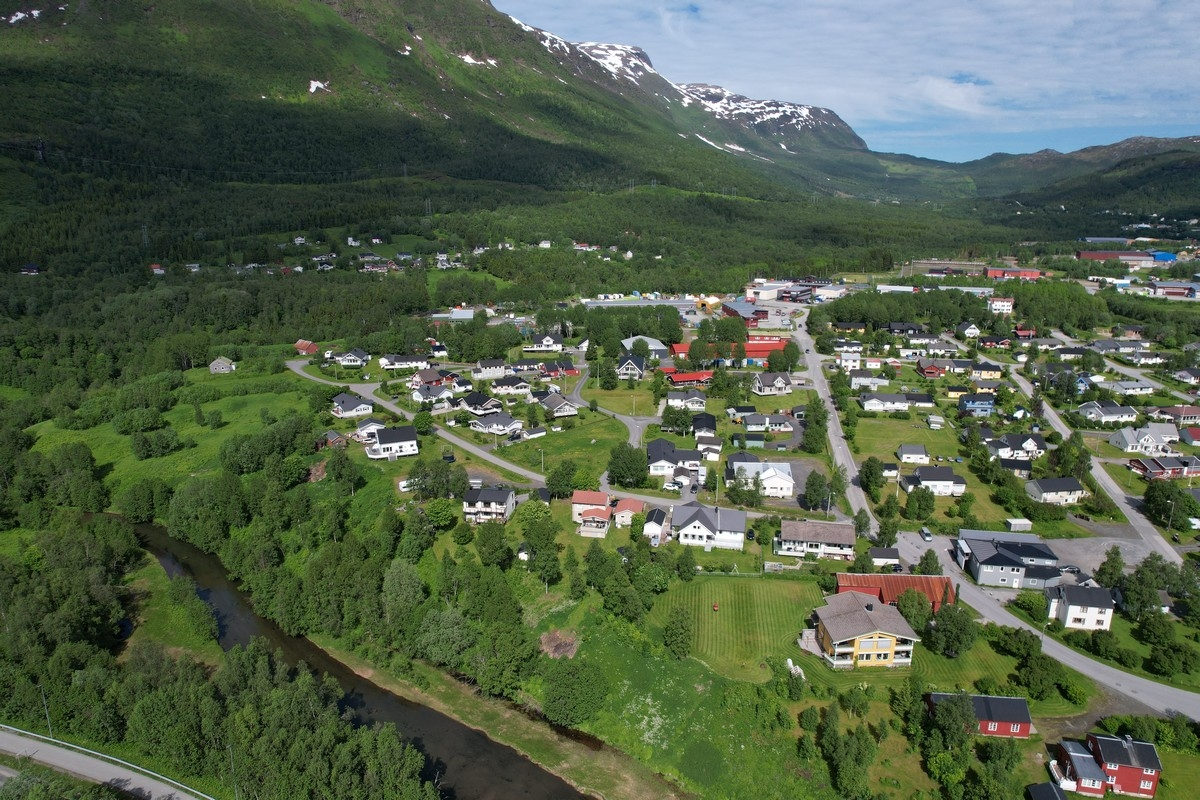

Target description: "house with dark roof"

left=472, top=358, right=511, bottom=381
left=1025, top=477, right=1087, bottom=506
left=642, top=507, right=669, bottom=545
left=958, top=393, right=996, bottom=418
left=332, top=348, right=370, bottom=368
left=954, top=530, right=1060, bottom=589
left=524, top=332, right=565, bottom=353
left=331, top=392, right=374, bottom=418
left=460, top=391, right=503, bottom=416
left=753, top=372, right=793, bottom=396
left=1076, top=400, right=1139, bottom=425
left=365, top=426, right=419, bottom=460
left=1129, top=455, right=1200, bottom=480
left=775, top=520, right=856, bottom=560
left=462, top=488, right=516, bottom=524
left=671, top=501, right=746, bottom=551
left=897, top=444, right=930, bottom=464
left=811, top=591, right=919, bottom=669
left=1056, top=734, right=1162, bottom=798
left=902, top=466, right=967, bottom=497
left=1046, top=585, right=1114, bottom=631
left=927, top=693, right=1032, bottom=738
left=647, top=439, right=702, bottom=479
left=615, top=355, right=647, bottom=381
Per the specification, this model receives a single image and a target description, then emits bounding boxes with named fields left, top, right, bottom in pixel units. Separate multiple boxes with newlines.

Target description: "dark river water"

left=138, top=524, right=589, bottom=800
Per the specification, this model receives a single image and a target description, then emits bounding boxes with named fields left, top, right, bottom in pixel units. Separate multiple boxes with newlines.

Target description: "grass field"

left=1103, top=461, right=1145, bottom=496
left=578, top=383, right=658, bottom=417
left=0, top=384, right=27, bottom=401
left=853, top=416, right=963, bottom=464
left=500, top=412, right=627, bottom=482
left=647, top=576, right=820, bottom=682
left=124, top=555, right=224, bottom=667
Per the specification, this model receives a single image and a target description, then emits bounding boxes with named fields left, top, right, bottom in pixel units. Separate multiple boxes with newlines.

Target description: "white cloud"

left=497, top=0, right=1200, bottom=160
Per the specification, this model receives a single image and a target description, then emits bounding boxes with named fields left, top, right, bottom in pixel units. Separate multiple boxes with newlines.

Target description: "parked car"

left=398, top=479, right=413, bottom=492
left=920, top=527, right=933, bottom=542
left=891, top=563, right=904, bottom=573
left=664, top=481, right=682, bottom=491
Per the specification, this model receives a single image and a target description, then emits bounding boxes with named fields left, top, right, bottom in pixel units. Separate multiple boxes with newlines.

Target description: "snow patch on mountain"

left=458, top=54, right=498, bottom=67
left=509, top=15, right=572, bottom=56
left=573, top=43, right=656, bottom=86
left=678, top=84, right=831, bottom=132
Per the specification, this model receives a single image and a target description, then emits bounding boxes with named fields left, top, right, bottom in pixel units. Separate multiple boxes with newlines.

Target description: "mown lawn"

left=1103, top=461, right=1145, bottom=497
left=647, top=575, right=821, bottom=682
left=578, top=383, right=658, bottom=417
left=853, top=416, right=963, bottom=465
left=500, top=412, right=627, bottom=482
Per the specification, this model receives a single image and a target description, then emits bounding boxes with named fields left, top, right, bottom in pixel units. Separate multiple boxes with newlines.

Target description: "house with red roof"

left=295, top=339, right=320, bottom=355
left=835, top=573, right=957, bottom=611
left=613, top=498, right=644, bottom=528
left=667, top=370, right=714, bottom=388
left=570, top=490, right=610, bottom=523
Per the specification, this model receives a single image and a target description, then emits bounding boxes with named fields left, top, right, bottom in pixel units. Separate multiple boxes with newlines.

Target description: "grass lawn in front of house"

left=853, top=416, right=964, bottom=465
left=1103, top=461, right=1146, bottom=497
left=579, top=383, right=658, bottom=417
left=500, top=412, right=627, bottom=483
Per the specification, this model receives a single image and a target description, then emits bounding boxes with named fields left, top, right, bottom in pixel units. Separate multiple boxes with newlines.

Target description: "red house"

left=986, top=267, right=1044, bottom=281
left=667, top=370, right=714, bottom=388
left=917, top=359, right=946, bottom=378
left=721, top=301, right=769, bottom=328
left=1058, top=734, right=1162, bottom=798
left=927, top=693, right=1032, bottom=739
left=294, top=339, right=320, bottom=355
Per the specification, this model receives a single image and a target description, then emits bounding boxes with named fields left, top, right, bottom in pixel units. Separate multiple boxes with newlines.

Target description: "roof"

left=897, top=444, right=928, bottom=456
left=1026, top=781, right=1068, bottom=800
left=868, top=547, right=900, bottom=560
left=672, top=501, right=747, bottom=534
left=837, top=573, right=956, bottom=607
left=780, top=519, right=855, bottom=546
left=959, top=531, right=1057, bottom=566
left=1089, top=733, right=1162, bottom=772
left=928, top=693, right=1031, bottom=725
left=1049, top=585, right=1114, bottom=610
left=571, top=490, right=610, bottom=507
left=1028, top=477, right=1085, bottom=494
left=815, top=591, right=919, bottom=643
left=1061, top=740, right=1107, bottom=783
left=463, top=488, right=514, bottom=504
left=910, top=466, right=965, bottom=483
left=375, top=426, right=417, bottom=444
left=614, top=498, right=644, bottom=515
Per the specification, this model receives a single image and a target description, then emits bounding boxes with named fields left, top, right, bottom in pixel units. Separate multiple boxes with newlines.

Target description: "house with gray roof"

left=954, top=530, right=1060, bottom=589
left=1025, top=477, right=1087, bottom=506
left=776, top=519, right=856, bottom=560
left=812, top=591, right=918, bottom=668
left=671, top=501, right=746, bottom=551
left=1046, top=584, right=1114, bottom=631
left=462, top=487, right=516, bottom=524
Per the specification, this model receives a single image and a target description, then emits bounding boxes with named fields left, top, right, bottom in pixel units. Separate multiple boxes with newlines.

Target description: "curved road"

left=0, top=727, right=209, bottom=799
left=566, top=365, right=653, bottom=446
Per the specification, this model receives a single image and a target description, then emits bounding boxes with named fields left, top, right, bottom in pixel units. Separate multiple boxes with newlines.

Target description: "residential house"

left=887, top=322, right=924, bottom=336
left=460, top=391, right=503, bottom=416
left=1128, top=455, right=1200, bottom=480
left=956, top=322, right=982, bottom=338
left=539, top=393, right=581, bottom=418
left=647, top=439, right=703, bottom=478
left=861, top=393, right=912, bottom=412
left=469, top=413, right=523, bottom=437
left=695, top=434, right=723, bottom=461
left=365, top=426, right=420, bottom=460
left=613, top=498, right=644, bottom=528
left=1157, top=406, right=1200, bottom=426
left=811, top=591, right=919, bottom=668
left=954, top=530, right=1060, bottom=589
left=462, top=488, right=516, bottom=524
left=903, top=466, right=967, bottom=497
left=540, top=360, right=580, bottom=379
left=642, top=507, right=669, bottom=545
left=320, top=430, right=346, bottom=449
left=1173, top=368, right=1200, bottom=386
left=356, top=418, right=387, bottom=441
left=926, top=694, right=1032, bottom=739
left=958, top=393, right=996, bottom=418
left=987, top=433, right=1048, bottom=461
left=615, top=355, right=647, bottom=381
left=524, top=333, right=565, bottom=353
left=978, top=335, right=1013, bottom=349
left=666, top=370, right=713, bottom=388
left=691, top=412, right=718, bottom=437
left=835, top=352, right=863, bottom=371
left=1057, top=734, right=1162, bottom=798
left=332, top=348, right=370, bottom=368
left=972, top=379, right=1003, bottom=395
left=775, top=520, right=856, bottom=560
left=208, top=356, right=236, bottom=374
left=1076, top=401, right=1139, bottom=425
left=726, top=404, right=757, bottom=422
left=379, top=354, right=429, bottom=372
left=906, top=392, right=936, bottom=408
left=917, top=358, right=947, bottom=379
left=945, top=385, right=970, bottom=400
left=331, top=392, right=374, bottom=418
left=850, top=370, right=890, bottom=391
left=412, top=384, right=455, bottom=405
left=1093, top=339, right=1141, bottom=355
left=897, top=444, right=930, bottom=464
left=672, top=502, right=747, bottom=551
left=577, top=506, right=612, bottom=537
left=620, top=335, right=668, bottom=358
left=571, top=490, right=611, bottom=523
left=988, top=297, right=1015, bottom=315
left=409, top=367, right=457, bottom=390
left=666, top=389, right=708, bottom=410
left=753, top=372, right=794, bottom=396
left=1046, top=585, right=1114, bottom=631
left=868, top=548, right=901, bottom=568
left=836, top=573, right=956, bottom=611
left=1097, top=379, right=1155, bottom=397
left=472, top=359, right=511, bottom=381
left=833, top=339, right=865, bottom=353
left=1128, top=351, right=1165, bottom=367
left=1025, top=477, right=1087, bottom=506
left=725, top=460, right=795, bottom=498
left=970, top=363, right=1003, bottom=381
left=491, top=376, right=532, bottom=396
left=1108, top=425, right=1176, bottom=455
left=1182, top=427, right=1200, bottom=446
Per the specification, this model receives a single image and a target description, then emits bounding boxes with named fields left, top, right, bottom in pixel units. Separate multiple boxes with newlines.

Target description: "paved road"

left=0, top=728, right=208, bottom=799
left=566, top=365, right=653, bottom=446
left=1050, top=330, right=1193, bottom=403
left=286, top=361, right=545, bottom=485
left=894, top=534, right=1200, bottom=717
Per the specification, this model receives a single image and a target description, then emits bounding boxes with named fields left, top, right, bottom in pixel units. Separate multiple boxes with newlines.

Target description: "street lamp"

left=538, top=447, right=544, bottom=474
left=1167, top=498, right=1177, bottom=536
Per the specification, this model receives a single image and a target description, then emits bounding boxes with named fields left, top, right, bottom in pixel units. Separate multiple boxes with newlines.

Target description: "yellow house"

left=945, top=385, right=970, bottom=400
left=970, top=364, right=1003, bottom=381
left=813, top=591, right=919, bottom=669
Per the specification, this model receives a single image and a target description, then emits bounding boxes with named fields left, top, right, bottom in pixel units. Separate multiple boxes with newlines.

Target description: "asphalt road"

left=0, top=728, right=208, bottom=799
left=894, top=533, right=1200, bottom=717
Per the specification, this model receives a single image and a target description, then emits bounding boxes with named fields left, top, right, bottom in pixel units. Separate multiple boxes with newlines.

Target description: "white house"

left=539, top=394, right=581, bottom=418
left=379, top=354, right=429, bottom=372
left=903, top=466, right=967, bottom=497
left=1096, top=379, right=1155, bottom=397
left=1075, top=401, right=1139, bottom=425
left=1108, top=425, right=1176, bottom=455
left=491, top=376, right=532, bottom=396
left=615, top=355, right=647, bottom=381
left=672, top=502, right=746, bottom=551
left=462, top=488, right=516, bottom=524
left=366, top=426, right=420, bottom=459
left=571, top=490, right=611, bottom=523
left=752, top=373, right=793, bottom=396
left=1024, top=477, right=1087, bottom=506
left=642, top=507, right=669, bottom=545
left=331, top=392, right=374, bottom=418
left=472, top=359, right=511, bottom=381
left=835, top=352, right=863, bottom=371
left=332, top=348, right=370, bottom=368
left=524, top=333, right=564, bottom=353
left=987, top=297, right=1014, bottom=315
left=356, top=418, right=387, bottom=441
left=646, top=438, right=702, bottom=477
left=774, top=519, right=856, bottom=560
left=412, top=385, right=455, bottom=405
left=897, top=444, right=930, bottom=464
left=725, top=461, right=795, bottom=498
left=1046, top=585, right=1114, bottom=631
left=860, top=393, right=911, bottom=413
left=666, top=389, right=707, bottom=410
left=469, top=413, right=523, bottom=437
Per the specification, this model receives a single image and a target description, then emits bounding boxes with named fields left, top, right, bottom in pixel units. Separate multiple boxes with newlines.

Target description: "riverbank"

left=309, top=637, right=688, bottom=800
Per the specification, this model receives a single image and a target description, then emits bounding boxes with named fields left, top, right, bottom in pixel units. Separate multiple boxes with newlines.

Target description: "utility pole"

left=39, top=685, right=52, bottom=739
left=228, top=744, right=240, bottom=800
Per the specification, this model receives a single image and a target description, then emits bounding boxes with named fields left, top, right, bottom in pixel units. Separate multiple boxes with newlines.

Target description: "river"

left=138, top=524, right=588, bottom=800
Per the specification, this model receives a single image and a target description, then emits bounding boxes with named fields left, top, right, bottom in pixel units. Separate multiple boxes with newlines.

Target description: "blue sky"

left=496, top=0, right=1199, bottom=163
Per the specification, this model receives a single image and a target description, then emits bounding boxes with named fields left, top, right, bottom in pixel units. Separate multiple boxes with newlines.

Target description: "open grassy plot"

left=1103, top=461, right=1145, bottom=496
left=500, top=413, right=626, bottom=482
left=853, top=416, right=963, bottom=465
left=647, top=575, right=821, bottom=682
left=0, top=384, right=27, bottom=401
left=578, top=383, right=657, bottom=417
left=1159, top=750, right=1200, bottom=800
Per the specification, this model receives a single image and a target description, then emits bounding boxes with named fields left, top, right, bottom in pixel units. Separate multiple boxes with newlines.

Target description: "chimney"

left=1124, top=734, right=1134, bottom=747
left=865, top=603, right=874, bottom=612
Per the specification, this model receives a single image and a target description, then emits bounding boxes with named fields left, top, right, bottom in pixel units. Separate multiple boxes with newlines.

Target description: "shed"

left=1005, top=518, right=1033, bottom=532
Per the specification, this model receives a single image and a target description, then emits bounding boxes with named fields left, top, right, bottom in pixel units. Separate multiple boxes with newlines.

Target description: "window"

left=1141, top=780, right=1154, bottom=790
left=875, top=653, right=889, bottom=661
left=987, top=722, right=998, bottom=732
left=1072, top=617, right=1085, bottom=624
left=1143, top=769, right=1156, bottom=775
left=1011, top=723, right=1021, bottom=733
left=1079, top=606, right=1089, bottom=612
left=857, top=653, right=871, bottom=661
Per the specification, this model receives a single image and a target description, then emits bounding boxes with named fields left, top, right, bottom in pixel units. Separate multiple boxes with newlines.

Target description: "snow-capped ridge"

left=678, top=83, right=832, bottom=132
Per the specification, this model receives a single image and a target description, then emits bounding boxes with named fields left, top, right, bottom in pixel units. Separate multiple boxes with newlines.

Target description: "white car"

left=398, top=479, right=414, bottom=492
